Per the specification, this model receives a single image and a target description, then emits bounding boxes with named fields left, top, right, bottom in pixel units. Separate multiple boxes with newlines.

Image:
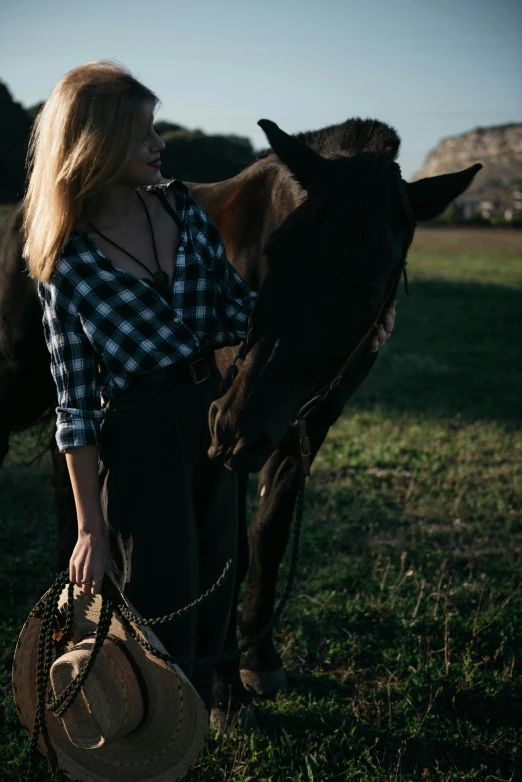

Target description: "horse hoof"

left=210, top=702, right=259, bottom=735
left=239, top=666, right=288, bottom=695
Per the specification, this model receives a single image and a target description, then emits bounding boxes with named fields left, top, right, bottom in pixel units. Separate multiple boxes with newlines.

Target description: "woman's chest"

left=88, top=208, right=181, bottom=287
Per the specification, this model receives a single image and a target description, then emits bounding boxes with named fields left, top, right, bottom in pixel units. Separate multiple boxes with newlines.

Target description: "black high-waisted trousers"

left=97, top=349, right=237, bottom=717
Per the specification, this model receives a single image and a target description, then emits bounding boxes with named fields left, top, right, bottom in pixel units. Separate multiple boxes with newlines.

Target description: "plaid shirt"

left=38, top=178, right=257, bottom=453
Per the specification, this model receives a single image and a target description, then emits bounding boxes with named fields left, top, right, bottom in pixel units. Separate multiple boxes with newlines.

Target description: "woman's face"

left=118, top=102, right=166, bottom=187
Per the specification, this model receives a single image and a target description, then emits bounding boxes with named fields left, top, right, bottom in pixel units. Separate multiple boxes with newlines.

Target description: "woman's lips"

left=148, top=159, right=161, bottom=168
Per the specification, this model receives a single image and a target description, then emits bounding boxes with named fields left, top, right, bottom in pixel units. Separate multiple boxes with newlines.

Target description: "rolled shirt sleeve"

left=38, top=281, right=103, bottom=453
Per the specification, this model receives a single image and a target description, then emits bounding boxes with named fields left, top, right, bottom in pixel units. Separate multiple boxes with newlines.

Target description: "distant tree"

left=159, top=128, right=256, bottom=182
left=465, top=211, right=491, bottom=226
left=0, top=81, right=32, bottom=203
left=435, top=201, right=463, bottom=225
left=153, top=120, right=186, bottom=136
left=26, top=101, right=45, bottom=122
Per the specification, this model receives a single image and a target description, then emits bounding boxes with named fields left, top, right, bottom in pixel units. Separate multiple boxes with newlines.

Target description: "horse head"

left=208, top=119, right=481, bottom=472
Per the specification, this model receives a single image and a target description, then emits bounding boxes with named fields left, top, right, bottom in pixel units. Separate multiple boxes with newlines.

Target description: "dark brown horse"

left=0, top=117, right=481, bottom=730
left=187, top=119, right=480, bottom=725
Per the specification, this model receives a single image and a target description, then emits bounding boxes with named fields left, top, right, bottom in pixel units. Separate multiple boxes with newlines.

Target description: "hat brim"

left=12, top=584, right=209, bottom=782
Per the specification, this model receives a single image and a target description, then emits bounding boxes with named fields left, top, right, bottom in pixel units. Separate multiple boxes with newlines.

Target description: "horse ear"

left=404, top=163, right=482, bottom=221
left=258, top=119, right=326, bottom=191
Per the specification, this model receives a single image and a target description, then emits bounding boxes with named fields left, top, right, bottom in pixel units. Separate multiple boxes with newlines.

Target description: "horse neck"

left=186, top=163, right=304, bottom=292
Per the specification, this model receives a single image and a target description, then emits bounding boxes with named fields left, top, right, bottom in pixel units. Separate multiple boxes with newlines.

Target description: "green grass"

left=1, top=227, right=522, bottom=781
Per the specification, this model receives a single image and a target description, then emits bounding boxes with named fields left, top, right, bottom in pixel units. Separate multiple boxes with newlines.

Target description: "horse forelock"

left=294, top=118, right=401, bottom=161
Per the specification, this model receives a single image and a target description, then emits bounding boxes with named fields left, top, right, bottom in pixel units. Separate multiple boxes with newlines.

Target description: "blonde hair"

left=22, top=59, right=159, bottom=281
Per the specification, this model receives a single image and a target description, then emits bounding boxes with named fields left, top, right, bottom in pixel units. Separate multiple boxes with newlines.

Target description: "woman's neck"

left=88, top=183, right=141, bottom=231
left=74, top=182, right=146, bottom=233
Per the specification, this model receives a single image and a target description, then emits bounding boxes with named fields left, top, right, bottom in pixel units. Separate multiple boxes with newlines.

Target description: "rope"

left=25, top=468, right=307, bottom=779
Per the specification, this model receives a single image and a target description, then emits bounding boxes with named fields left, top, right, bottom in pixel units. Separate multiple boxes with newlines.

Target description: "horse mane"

left=249, top=117, right=401, bottom=168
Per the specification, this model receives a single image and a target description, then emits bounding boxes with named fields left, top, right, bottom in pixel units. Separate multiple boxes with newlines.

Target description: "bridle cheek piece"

left=223, top=162, right=417, bottom=476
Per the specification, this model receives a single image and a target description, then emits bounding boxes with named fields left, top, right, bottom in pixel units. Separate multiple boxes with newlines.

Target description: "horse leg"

left=238, top=397, right=350, bottom=696
left=236, top=449, right=302, bottom=694
left=211, top=470, right=259, bottom=731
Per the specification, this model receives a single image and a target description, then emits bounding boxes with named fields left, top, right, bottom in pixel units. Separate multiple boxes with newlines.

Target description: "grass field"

left=1, top=226, right=521, bottom=781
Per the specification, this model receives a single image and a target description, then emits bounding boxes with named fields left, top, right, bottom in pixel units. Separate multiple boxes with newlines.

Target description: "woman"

left=22, top=59, right=395, bottom=716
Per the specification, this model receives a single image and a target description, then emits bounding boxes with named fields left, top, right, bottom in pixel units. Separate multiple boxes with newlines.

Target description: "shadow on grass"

left=242, top=455, right=522, bottom=779
left=255, top=670, right=521, bottom=779
left=348, top=278, right=522, bottom=424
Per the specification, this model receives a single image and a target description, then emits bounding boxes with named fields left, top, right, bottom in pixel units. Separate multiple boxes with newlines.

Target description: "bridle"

left=223, top=162, right=417, bottom=475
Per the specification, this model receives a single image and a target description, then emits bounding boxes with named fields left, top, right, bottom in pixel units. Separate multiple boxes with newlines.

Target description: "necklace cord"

left=88, top=191, right=165, bottom=282
left=135, top=190, right=161, bottom=273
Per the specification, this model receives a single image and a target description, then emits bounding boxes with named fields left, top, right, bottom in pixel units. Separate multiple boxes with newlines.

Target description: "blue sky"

left=1, top=0, right=520, bottom=179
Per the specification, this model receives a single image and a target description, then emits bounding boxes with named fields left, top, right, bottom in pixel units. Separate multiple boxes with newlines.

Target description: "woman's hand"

left=69, top=528, right=110, bottom=596
left=370, top=299, right=398, bottom=353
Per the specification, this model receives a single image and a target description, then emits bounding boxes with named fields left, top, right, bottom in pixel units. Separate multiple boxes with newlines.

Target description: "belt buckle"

left=189, top=358, right=210, bottom=384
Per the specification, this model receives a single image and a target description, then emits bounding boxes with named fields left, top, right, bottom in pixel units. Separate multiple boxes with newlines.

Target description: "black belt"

left=133, top=347, right=216, bottom=386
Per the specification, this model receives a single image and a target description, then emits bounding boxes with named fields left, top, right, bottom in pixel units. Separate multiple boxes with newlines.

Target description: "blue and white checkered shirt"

left=37, top=178, right=257, bottom=453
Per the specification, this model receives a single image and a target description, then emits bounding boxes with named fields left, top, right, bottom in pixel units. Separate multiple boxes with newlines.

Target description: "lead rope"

left=26, top=464, right=307, bottom=778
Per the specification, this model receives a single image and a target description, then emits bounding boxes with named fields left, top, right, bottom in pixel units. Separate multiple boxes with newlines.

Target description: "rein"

left=24, top=162, right=416, bottom=778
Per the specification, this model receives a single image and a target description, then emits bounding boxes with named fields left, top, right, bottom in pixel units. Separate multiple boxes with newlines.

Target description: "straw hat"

left=12, top=582, right=209, bottom=782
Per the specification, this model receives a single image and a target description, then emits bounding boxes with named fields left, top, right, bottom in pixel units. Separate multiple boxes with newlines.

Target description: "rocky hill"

left=412, top=123, right=522, bottom=218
